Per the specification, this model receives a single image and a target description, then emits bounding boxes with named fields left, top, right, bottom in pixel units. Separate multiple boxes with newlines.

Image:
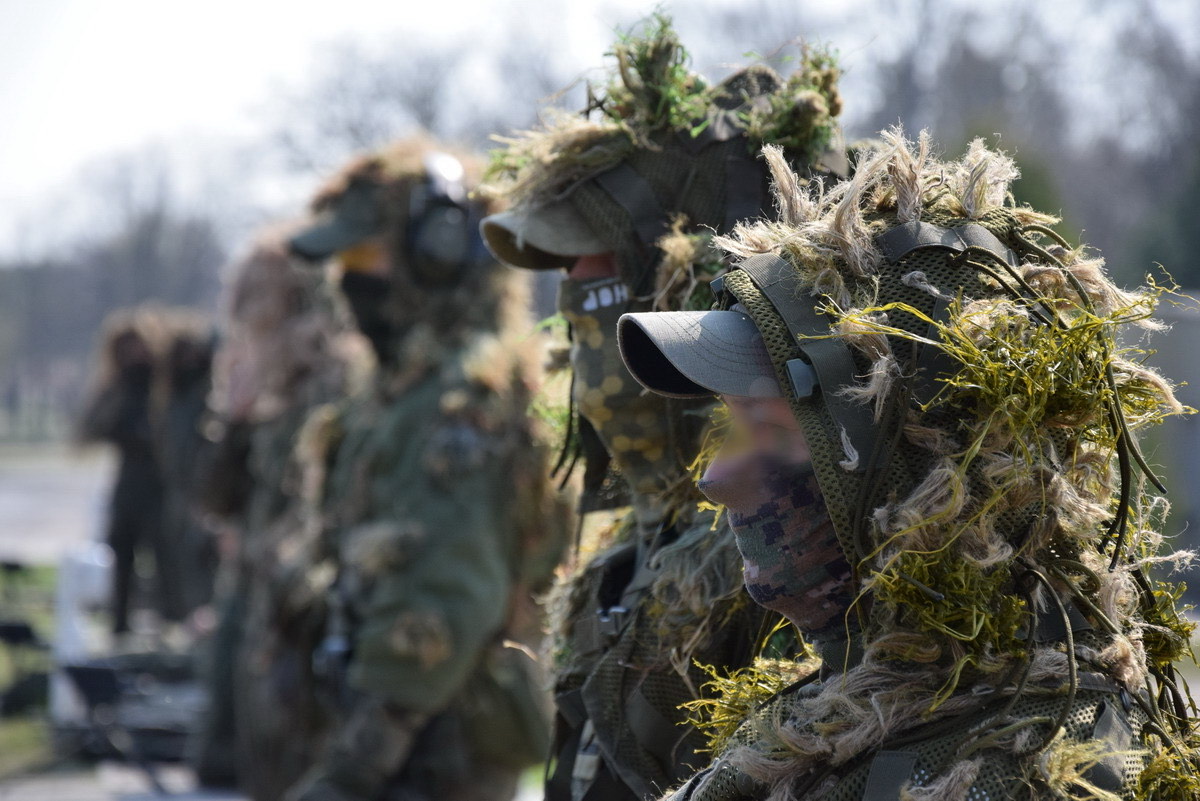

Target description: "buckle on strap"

left=571, top=720, right=602, bottom=789
left=592, top=163, right=669, bottom=246
left=786, top=358, right=818, bottom=399
left=596, top=606, right=628, bottom=639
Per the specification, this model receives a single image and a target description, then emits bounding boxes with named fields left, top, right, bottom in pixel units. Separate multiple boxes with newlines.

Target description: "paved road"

left=0, top=764, right=245, bottom=801
left=0, top=444, right=111, bottom=565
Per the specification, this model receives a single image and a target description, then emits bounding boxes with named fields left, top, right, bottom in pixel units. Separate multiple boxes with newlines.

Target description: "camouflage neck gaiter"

left=339, top=272, right=396, bottom=364
left=699, top=455, right=853, bottom=643
left=558, top=276, right=689, bottom=526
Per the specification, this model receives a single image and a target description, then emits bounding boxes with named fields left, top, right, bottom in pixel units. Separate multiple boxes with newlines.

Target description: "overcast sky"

left=2, top=0, right=1197, bottom=258
left=0, top=0, right=654, bottom=252
left=0, top=1, right=889, bottom=236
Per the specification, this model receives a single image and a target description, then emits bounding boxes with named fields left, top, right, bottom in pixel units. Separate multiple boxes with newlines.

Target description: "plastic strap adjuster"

left=786, top=358, right=818, bottom=399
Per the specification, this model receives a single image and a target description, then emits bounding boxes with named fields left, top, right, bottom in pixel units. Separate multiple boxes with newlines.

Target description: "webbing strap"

left=862, top=750, right=918, bottom=801
left=1075, top=671, right=1124, bottom=695
left=593, top=162, right=670, bottom=246
left=1083, top=699, right=1134, bottom=795
left=738, top=253, right=878, bottom=472
left=875, top=221, right=1019, bottom=268
left=626, top=685, right=687, bottom=778
left=555, top=688, right=588, bottom=730
left=1031, top=598, right=1095, bottom=644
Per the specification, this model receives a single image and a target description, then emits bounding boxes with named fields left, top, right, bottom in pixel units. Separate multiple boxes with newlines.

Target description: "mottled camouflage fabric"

left=706, top=462, right=852, bottom=641
left=288, top=339, right=546, bottom=801
left=559, top=276, right=689, bottom=503
left=234, top=401, right=335, bottom=801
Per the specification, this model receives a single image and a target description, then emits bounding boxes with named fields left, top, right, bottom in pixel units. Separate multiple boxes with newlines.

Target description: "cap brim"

left=289, top=181, right=385, bottom=262
left=288, top=217, right=375, bottom=262
left=481, top=201, right=607, bottom=271
left=618, top=310, right=782, bottom=399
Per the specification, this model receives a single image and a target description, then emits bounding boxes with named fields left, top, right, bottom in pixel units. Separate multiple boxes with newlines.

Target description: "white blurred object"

left=49, top=541, right=113, bottom=725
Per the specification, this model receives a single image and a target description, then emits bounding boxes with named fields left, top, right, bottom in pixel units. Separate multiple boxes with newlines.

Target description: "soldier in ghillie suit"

left=192, top=231, right=356, bottom=794
left=284, top=137, right=568, bottom=801
left=618, top=130, right=1200, bottom=800
left=479, top=16, right=847, bottom=801
left=79, top=309, right=169, bottom=635
left=157, top=312, right=219, bottom=620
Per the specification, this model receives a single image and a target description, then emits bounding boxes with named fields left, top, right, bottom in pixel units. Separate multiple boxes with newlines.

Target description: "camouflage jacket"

left=315, top=346, right=530, bottom=714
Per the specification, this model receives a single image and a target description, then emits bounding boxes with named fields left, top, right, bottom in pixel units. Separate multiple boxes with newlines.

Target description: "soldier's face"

left=699, top=395, right=851, bottom=639
left=336, top=238, right=396, bottom=361
left=336, top=238, right=391, bottom=277
left=713, top=396, right=810, bottom=468
left=568, top=252, right=618, bottom=281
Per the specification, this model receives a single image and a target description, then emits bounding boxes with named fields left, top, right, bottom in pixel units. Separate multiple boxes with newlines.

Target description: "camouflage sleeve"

left=345, top=414, right=514, bottom=713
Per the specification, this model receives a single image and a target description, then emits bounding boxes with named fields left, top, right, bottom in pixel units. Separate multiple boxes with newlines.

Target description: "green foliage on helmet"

left=601, top=12, right=711, bottom=136
left=741, top=47, right=842, bottom=162
left=480, top=12, right=843, bottom=218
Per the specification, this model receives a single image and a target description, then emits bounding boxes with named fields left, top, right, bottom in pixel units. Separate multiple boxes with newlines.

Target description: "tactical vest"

left=547, top=509, right=775, bottom=801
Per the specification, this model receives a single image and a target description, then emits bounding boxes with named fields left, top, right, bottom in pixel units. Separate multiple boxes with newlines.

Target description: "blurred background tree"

left=1, top=0, right=1198, bottom=440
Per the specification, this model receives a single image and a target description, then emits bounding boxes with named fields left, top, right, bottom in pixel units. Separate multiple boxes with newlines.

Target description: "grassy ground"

left=0, top=565, right=57, bottom=781
left=0, top=716, right=52, bottom=779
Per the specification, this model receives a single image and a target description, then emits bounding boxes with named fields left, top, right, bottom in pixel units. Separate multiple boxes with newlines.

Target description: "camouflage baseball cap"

left=478, top=14, right=846, bottom=296
left=618, top=308, right=782, bottom=399
left=289, top=179, right=385, bottom=262
left=479, top=200, right=608, bottom=271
